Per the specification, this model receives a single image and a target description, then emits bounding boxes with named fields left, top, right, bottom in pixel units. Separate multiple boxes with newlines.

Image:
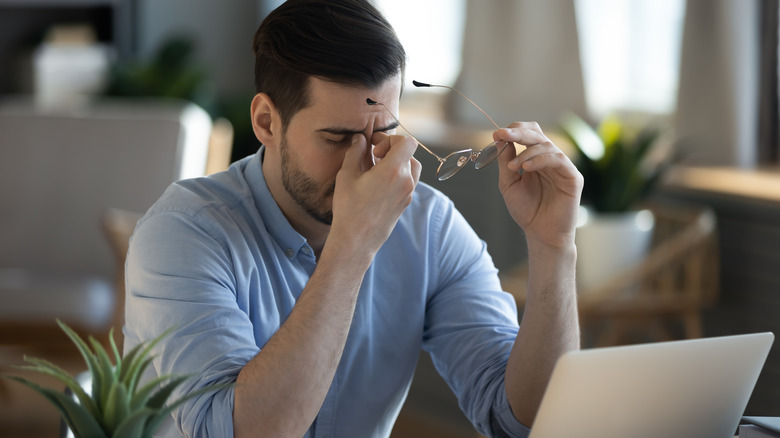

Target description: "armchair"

left=0, top=98, right=214, bottom=351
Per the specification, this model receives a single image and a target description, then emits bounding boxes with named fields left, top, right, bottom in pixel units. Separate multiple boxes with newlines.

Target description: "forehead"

left=294, top=75, right=402, bottom=129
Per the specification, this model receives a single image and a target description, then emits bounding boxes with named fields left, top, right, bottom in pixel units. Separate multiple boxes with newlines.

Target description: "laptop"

left=529, top=333, right=774, bottom=438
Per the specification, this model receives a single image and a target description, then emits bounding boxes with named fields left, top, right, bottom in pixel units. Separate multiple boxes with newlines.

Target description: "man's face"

left=274, top=75, right=403, bottom=226
left=279, top=133, right=334, bottom=224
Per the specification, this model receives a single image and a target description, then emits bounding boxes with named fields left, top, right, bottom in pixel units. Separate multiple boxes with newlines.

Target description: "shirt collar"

left=245, top=147, right=310, bottom=258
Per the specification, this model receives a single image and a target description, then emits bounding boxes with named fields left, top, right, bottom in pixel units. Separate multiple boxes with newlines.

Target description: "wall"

left=136, top=0, right=260, bottom=97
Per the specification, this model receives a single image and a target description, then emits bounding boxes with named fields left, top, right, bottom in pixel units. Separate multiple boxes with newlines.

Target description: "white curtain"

left=674, top=0, right=761, bottom=167
left=448, top=0, right=587, bottom=129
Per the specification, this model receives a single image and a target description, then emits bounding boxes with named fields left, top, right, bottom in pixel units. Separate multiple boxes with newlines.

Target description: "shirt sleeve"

left=124, top=209, right=259, bottom=438
left=422, top=196, right=531, bottom=438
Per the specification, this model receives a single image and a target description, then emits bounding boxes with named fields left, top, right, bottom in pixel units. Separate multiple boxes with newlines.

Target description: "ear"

left=250, top=93, right=280, bottom=148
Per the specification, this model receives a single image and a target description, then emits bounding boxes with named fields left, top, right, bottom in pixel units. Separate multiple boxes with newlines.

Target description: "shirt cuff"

left=491, top=387, right=531, bottom=438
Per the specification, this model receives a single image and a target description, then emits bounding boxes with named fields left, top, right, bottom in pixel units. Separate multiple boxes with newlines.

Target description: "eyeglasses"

left=366, top=80, right=510, bottom=181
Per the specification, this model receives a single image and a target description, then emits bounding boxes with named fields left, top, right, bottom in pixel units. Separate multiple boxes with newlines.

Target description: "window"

left=376, top=0, right=686, bottom=118
left=374, top=0, right=466, bottom=91
left=574, top=0, right=687, bottom=118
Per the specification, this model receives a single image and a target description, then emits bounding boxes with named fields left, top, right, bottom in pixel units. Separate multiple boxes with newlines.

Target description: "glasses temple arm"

left=365, top=98, right=445, bottom=163
left=412, top=80, right=501, bottom=130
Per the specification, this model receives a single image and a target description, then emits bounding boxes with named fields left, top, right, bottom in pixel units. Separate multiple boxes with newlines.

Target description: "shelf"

left=664, top=166, right=780, bottom=204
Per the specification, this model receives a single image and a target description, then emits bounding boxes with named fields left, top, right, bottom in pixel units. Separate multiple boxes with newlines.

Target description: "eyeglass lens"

left=437, top=140, right=507, bottom=181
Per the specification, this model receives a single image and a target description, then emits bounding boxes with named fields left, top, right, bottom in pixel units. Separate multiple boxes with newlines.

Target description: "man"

left=123, top=0, right=583, bottom=437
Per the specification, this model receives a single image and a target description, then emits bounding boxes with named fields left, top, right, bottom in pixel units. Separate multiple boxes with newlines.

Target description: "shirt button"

left=285, top=248, right=294, bottom=258
left=302, top=247, right=312, bottom=256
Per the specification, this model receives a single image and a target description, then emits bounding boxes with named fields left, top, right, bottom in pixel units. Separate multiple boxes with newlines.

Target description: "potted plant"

left=2, top=320, right=228, bottom=438
left=558, top=112, right=675, bottom=291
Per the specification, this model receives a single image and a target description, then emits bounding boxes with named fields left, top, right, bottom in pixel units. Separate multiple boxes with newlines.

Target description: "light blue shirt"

left=124, top=149, right=530, bottom=438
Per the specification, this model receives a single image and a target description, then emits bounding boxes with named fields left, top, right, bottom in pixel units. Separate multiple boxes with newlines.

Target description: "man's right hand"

left=328, top=133, right=421, bottom=259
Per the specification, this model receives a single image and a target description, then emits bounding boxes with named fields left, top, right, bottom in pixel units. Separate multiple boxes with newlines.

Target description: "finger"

left=363, top=138, right=376, bottom=169
left=516, top=149, right=578, bottom=175
left=497, top=142, right=525, bottom=182
left=493, top=124, right=549, bottom=147
left=372, top=133, right=418, bottom=167
left=510, top=140, right=560, bottom=167
left=508, top=121, right=545, bottom=134
left=496, top=140, right=520, bottom=167
left=410, top=157, right=422, bottom=186
left=371, top=131, right=391, bottom=159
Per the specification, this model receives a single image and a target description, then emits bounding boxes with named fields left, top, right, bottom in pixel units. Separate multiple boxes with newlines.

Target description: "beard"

left=280, top=135, right=336, bottom=225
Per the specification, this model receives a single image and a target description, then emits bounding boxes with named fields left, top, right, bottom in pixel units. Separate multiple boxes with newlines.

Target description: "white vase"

left=575, top=207, right=655, bottom=292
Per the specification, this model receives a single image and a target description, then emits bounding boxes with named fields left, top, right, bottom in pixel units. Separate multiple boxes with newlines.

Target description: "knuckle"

left=401, top=174, right=416, bottom=193
left=403, top=193, right=414, bottom=208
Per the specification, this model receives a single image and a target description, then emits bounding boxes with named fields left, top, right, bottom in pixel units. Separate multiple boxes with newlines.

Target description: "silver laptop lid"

left=529, top=333, right=774, bottom=438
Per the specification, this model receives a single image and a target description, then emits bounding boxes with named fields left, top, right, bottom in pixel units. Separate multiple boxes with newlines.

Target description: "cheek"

left=295, top=139, right=348, bottom=182
left=322, top=151, right=348, bottom=182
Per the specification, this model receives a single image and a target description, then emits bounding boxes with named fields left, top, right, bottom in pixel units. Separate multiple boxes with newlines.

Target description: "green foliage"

left=103, top=35, right=260, bottom=163
left=2, top=320, right=230, bottom=438
left=559, top=112, right=675, bottom=213
left=105, top=36, right=214, bottom=112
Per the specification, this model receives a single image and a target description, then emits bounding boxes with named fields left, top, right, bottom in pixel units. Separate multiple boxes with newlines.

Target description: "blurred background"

left=0, top=0, right=779, bottom=437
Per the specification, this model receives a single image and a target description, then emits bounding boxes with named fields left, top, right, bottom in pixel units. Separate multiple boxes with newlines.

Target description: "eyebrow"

left=316, top=122, right=399, bottom=136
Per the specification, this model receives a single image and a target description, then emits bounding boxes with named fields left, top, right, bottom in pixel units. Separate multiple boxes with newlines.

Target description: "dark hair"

left=252, top=0, right=406, bottom=131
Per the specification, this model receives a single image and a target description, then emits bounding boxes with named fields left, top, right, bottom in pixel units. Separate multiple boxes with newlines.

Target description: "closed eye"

left=324, top=135, right=353, bottom=148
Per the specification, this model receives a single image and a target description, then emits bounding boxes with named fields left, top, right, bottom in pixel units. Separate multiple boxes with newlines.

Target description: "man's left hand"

left=494, top=122, right=584, bottom=249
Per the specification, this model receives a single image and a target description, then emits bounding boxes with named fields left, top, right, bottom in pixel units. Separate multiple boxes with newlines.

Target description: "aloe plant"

left=3, top=320, right=227, bottom=438
left=559, top=112, right=674, bottom=213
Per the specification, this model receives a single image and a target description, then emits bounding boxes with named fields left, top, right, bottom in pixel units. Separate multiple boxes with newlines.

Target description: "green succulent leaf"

left=558, top=111, right=673, bottom=213
left=146, top=375, right=192, bottom=410
left=56, top=319, right=103, bottom=406
left=89, top=336, right=119, bottom=411
left=2, top=321, right=232, bottom=438
left=4, top=375, right=108, bottom=438
left=597, top=114, right=622, bottom=148
left=122, top=327, right=173, bottom=394
left=118, top=343, right=144, bottom=384
left=104, top=381, right=131, bottom=432
left=14, top=357, right=99, bottom=418
left=131, top=373, right=188, bottom=411
left=112, top=408, right=156, bottom=438
left=109, top=328, right=123, bottom=377
left=127, top=356, right=155, bottom=396
left=560, top=111, right=605, bottom=161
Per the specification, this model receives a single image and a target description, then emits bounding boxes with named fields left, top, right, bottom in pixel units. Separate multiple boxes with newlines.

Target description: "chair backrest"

left=0, top=98, right=212, bottom=279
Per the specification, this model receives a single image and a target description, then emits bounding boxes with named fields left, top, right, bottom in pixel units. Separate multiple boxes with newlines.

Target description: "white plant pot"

left=575, top=207, right=655, bottom=292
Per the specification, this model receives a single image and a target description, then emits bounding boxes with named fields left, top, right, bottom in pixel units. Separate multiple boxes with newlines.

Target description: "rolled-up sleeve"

left=422, top=198, right=530, bottom=438
left=125, top=209, right=258, bottom=437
